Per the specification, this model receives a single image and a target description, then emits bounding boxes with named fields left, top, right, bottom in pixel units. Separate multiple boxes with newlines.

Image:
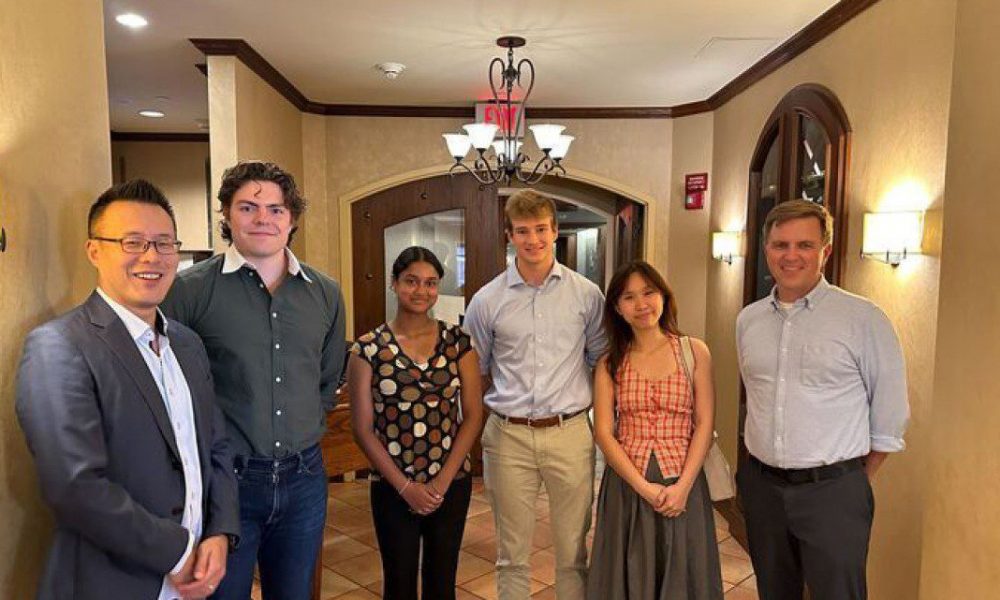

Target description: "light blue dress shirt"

left=97, top=289, right=203, bottom=600
left=736, top=278, right=909, bottom=469
left=463, top=260, right=607, bottom=418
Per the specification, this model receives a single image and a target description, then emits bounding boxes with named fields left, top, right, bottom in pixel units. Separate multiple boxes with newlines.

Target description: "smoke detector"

left=374, top=62, right=406, bottom=80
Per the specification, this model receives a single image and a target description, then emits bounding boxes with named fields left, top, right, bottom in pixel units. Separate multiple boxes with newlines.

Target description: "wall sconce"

left=712, top=231, right=741, bottom=264
left=861, top=211, right=924, bottom=267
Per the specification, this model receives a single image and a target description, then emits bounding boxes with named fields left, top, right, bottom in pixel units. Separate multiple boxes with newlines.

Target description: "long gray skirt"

left=586, top=454, right=724, bottom=600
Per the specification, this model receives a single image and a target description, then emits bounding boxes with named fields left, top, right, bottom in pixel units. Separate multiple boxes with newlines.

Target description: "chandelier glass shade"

left=443, top=36, right=573, bottom=186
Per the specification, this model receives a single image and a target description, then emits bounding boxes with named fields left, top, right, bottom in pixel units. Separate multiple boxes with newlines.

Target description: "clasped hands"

left=169, top=534, right=228, bottom=599
left=400, top=476, right=452, bottom=515
left=642, top=481, right=691, bottom=518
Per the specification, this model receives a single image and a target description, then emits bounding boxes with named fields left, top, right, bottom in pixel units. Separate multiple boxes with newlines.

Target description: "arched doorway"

left=350, top=174, right=646, bottom=336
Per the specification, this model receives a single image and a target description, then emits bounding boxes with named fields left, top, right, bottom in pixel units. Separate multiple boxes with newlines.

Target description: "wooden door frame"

left=337, top=166, right=658, bottom=337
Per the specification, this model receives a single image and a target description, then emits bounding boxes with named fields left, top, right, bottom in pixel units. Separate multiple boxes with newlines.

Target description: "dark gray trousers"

left=737, top=458, right=874, bottom=600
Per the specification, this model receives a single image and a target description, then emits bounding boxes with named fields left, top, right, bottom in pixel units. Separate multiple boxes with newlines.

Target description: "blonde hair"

left=504, top=189, right=557, bottom=232
left=763, top=200, right=834, bottom=246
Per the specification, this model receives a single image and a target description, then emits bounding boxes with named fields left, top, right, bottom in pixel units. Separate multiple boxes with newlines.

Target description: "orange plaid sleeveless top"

left=615, top=335, right=694, bottom=479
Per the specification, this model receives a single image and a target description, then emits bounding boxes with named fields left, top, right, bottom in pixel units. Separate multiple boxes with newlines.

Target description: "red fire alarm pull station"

left=685, top=173, right=708, bottom=210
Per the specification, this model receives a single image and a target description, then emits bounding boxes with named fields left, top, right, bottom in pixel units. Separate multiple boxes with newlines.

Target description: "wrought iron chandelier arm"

left=448, top=158, right=495, bottom=185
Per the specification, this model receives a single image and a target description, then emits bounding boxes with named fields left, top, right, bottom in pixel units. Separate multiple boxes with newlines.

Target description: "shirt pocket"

left=800, top=341, right=855, bottom=389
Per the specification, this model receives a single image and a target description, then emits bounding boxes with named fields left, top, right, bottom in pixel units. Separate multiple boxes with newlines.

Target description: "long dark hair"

left=603, top=261, right=681, bottom=382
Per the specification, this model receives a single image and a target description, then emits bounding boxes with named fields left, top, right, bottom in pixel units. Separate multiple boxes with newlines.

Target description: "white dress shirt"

left=97, top=289, right=203, bottom=600
left=736, top=278, right=910, bottom=469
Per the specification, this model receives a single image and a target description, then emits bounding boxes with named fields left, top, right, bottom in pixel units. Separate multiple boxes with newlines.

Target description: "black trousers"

left=737, top=458, right=874, bottom=600
left=370, top=475, right=473, bottom=600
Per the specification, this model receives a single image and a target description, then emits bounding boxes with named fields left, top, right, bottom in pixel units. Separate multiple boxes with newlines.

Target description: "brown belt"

left=493, top=408, right=588, bottom=428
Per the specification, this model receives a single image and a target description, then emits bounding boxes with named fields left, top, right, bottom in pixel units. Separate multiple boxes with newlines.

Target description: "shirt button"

left=272, top=312, right=278, bottom=318
left=275, top=376, right=282, bottom=383
left=779, top=377, right=785, bottom=382
left=275, top=441, right=281, bottom=448
left=537, top=313, right=542, bottom=318
left=275, top=343, right=281, bottom=349
left=259, top=283, right=264, bottom=289
left=537, top=362, right=543, bottom=367
left=276, top=410, right=282, bottom=416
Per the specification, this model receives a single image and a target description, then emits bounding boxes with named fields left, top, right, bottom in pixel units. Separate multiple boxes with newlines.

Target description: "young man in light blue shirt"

left=464, top=190, right=606, bottom=600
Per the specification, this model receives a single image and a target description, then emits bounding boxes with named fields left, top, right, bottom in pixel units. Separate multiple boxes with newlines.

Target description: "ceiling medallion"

left=442, top=36, right=573, bottom=186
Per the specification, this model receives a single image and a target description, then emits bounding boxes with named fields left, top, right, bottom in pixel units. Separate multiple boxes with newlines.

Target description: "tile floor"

left=252, top=477, right=759, bottom=599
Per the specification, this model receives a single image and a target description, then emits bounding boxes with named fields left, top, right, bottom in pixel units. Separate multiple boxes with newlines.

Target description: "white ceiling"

left=103, top=0, right=838, bottom=132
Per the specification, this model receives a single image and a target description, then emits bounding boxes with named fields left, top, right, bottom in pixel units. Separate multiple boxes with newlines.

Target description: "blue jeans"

left=212, top=444, right=327, bottom=600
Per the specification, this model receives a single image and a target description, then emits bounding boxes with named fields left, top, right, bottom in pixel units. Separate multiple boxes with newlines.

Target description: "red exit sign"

left=475, top=102, right=525, bottom=137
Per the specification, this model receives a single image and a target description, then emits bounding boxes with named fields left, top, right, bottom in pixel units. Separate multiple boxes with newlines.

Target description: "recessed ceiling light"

left=138, top=110, right=165, bottom=118
left=116, top=13, right=148, bottom=29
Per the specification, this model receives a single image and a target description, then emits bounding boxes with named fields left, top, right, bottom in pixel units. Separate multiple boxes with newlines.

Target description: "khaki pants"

left=482, top=411, right=596, bottom=600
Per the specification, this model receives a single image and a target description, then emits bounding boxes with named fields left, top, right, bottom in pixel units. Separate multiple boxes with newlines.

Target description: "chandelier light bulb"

left=549, top=135, right=574, bottom=160
left=529, top=124, right=566, bottom=151
left=463, top=123, right=499, bottom=150
left=442, top=134, right=472, bottom=159
left=492, top=139, right=523, bottom=160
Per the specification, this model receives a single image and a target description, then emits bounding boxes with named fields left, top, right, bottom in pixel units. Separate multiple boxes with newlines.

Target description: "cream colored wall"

left=111, top=141, right=212, bottom=251
left=919, top=0, right=1000, bottom=596
left=322, top=116, right=673, bottom=332
left=206, top=56, right=305, bottom=254
left=0, top=0, right=111, bottom=596
left=704, top=0, right=957, bottom=597
left=668, top=113, right=714, bottom=338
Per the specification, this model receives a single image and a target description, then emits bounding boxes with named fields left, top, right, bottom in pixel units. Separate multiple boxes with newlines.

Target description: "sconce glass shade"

left=529, top=124, right=565, bottom=150
left=462, top=123, right=499, bottom=150
left=862, top=211, right=924, bottom=266
left=712, top=231, right=741, bottom=264
left=549, top=135, right=574, bottom=160
left=442, top=134, right=472, bottom=159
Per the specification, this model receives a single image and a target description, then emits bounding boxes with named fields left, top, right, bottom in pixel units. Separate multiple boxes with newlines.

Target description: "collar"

left=505, top=259, right=564, bottom=288
left=769, top=276, right=831, bottom=311
left=96, top=287, right=168, bottom=342
left=221, top=245, right=313, bottom=283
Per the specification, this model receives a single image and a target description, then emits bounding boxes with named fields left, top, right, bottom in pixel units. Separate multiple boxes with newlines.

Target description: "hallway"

left=254, top=478, right=760, bottom=599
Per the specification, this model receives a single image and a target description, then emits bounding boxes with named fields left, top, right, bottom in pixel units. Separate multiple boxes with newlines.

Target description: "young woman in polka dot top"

left=347, top=246, right=484, bottom=600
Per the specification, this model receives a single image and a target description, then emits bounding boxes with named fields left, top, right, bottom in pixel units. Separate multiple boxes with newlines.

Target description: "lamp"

left=712, top=232, right=741, bottom=264
left=442, top=36, right=573, bottom=186
left=861, top=211, right=924, bottom=266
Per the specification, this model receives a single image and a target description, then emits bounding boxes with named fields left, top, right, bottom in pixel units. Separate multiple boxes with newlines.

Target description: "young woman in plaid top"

left=587, top=261, right=723, bottom=599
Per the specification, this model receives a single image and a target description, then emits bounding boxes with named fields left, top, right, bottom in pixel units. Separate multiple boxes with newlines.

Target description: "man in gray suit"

left=16, top=180, right=240, bottom=600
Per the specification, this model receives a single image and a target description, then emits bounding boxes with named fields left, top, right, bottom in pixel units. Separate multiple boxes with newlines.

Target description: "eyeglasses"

left=91, top=236, right=183, bottom=255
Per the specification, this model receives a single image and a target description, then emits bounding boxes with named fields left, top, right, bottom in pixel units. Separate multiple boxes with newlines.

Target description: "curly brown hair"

left=217, top=160, right=306, bottom=244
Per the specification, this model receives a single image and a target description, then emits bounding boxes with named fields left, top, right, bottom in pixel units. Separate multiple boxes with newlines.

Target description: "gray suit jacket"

left=16, top=292, right=240, bottom=600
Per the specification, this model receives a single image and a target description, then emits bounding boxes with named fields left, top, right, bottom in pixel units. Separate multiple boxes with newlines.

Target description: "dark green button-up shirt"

left=161, top=246, right=346, bottom=459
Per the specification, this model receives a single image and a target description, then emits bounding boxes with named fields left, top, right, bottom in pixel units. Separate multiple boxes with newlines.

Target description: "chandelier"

left=442, top=36, right=573, bottom=186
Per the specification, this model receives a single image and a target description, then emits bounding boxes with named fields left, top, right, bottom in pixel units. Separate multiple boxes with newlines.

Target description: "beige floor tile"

left=323, top=531, right=376, bottom=566
left=327, top=505, right=376, bottom=537
left=464, top=538, right=498, bottom=563
left=319, top=567, right=361, bottom=599
left=720, top=552, right=755, bottom=585
left=531, top=520, right=553, bottom=550
left=461, top=523, right=497, bottom=548
left=332, top=588, right=381, bottom=599
left=456, top=550, right=497, bottom=584
left=467, top=497, right=493, bottom=517
left=459, top=572, right=546, bottom=600
left=456, top=587, right=485, bottom=599
left=529, top=548, right=557, bottom=586
left=531, top=586, right=557, bottom=599
left=725, top=580, right=760, bottom=599
left=718, top=536, right=750, bottom=559
left=329, top=550, right=384, bottom=587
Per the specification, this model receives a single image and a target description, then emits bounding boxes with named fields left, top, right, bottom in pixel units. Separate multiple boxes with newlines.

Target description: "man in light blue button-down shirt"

left=465, top=190, right=606, bottom=600
left=736, top=200, right=909, bottom=600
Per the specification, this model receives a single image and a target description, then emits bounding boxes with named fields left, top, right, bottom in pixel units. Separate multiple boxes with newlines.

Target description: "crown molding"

left=111, top=131, right=209, bottom=142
